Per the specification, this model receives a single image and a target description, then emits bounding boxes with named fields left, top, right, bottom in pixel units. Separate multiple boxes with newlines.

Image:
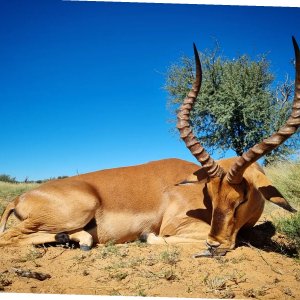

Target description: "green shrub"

left=265, top=160, right=300, bottom=207
left=275, top=213, right=300, bottom=255
left=0, top=174, right=17, bottom=183
left=265, top=161, right=300, bottom=256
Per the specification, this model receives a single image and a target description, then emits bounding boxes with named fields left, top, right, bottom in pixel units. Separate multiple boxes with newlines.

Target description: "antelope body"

left=0, top=38, right=299, bottom=256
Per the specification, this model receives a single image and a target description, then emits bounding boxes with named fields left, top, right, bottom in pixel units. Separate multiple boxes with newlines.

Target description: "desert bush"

left=265, top=160, right=300, bottom=207
left=160, top=247, right=180, bottom=265
left=265, top=160, right=300, bottom=255
left=275, top=212, right=300, bottom=255
left=0, top=174, right=17, bottom=183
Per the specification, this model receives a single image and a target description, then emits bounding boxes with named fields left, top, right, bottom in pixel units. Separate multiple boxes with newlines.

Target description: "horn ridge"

left=227, top=37, right=300, bottom=184
left=177, top=43, right=224, bottom=178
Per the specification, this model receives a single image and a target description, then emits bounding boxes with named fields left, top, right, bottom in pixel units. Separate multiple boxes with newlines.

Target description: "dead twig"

left=11, top=267, right=51, bottom=281
left=48, top=249, right=67, bottom=260
left=241, top=241, right=283, bottom=275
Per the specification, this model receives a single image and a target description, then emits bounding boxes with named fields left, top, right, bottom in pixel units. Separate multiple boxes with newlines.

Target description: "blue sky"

left=0, top=1, right=299, bottom=181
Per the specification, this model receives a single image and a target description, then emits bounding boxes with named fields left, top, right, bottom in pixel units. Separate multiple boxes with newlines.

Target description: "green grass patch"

left=265, top=161, right=300, bottom=256
left=265, top=160, right=300, bottom=208
left=159, top=247, right=180, bottom=265
left=275, top=213, right=300, bottom=255
left=0, top=181, right=38, bottom=200
left=0, top=181, right=39, bottom=215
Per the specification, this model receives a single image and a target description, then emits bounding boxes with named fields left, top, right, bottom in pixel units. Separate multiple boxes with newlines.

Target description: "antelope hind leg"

left=68, top=229, right=93, bottom=251
left=0, top=217, right=93, bottom=250
left=0, top=227, right=93, bottom=250
left=0, top=218, right=62, bottom=247
left=15, top=229, right=94, bottom=250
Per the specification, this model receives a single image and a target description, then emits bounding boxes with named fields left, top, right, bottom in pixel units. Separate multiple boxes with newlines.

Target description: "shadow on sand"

left=237, top=221, right=298, bottom=258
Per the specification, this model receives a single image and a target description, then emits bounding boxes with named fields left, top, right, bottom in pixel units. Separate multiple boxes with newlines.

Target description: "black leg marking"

left=139, top=233, right=149, bottom=243
left=55, top=232, right=70, bottom=243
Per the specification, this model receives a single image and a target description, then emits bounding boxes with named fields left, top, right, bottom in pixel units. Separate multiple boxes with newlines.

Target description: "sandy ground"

left=0, top=206, right=299, bottom=299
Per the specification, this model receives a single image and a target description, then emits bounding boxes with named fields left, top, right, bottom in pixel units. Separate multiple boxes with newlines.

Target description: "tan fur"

left=0, top=157, right=293, bottom=251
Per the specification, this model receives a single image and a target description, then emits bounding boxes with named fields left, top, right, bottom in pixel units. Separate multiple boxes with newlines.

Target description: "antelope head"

left=177, top=38, right=299, bottom=251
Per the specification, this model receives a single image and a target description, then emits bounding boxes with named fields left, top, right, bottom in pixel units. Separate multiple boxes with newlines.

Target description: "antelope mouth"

left=192, top=241, right=232, bottom=258
left=193, top=245, right=230, bottom=258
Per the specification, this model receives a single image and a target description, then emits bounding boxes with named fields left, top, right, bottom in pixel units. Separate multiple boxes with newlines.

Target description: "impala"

left=0, top=37, right=299, bottom=257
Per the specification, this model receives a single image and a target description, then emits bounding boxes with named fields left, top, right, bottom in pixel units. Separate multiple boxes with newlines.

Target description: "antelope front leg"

left=143, top=233, right=229, bottom=257
left=144, top=233, right=205, bottom=245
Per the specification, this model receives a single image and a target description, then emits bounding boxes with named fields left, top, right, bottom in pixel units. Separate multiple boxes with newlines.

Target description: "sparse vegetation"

left=283, top=287, right=293, bottom=297
left=275, top=213, right=300, bottom=255
left=0, top=181, right=39, bottom=215
left=160, top=268, right=178, bottom=281
left=34, top=175, right=69, bottom=184
left=0, top=272, right=12, bottom=291
left=97, top=240, right=120, bottom=259
left=109, top=271, right=128, bottom=281
left=230, top=254, right=249, bottom=264
left=265, top=160, right=300, bottom=207
left=15, top=247, right=45, bottom=264
left=0, top=181, right=38, bottom=200
left=295, top=269, right=300, bottom=281
left=109, top=289, right=121, bottom=296
left=243, top=287, right=268, bottom=298
left=203, top=270, right=246, bottom=295
left=265, top=161, right=300, bottom=256
left=159, top=247, right=180, bottom=265
left=0, top=174, right=17, bottom=183
left=136, top=288, right=147, bottom=297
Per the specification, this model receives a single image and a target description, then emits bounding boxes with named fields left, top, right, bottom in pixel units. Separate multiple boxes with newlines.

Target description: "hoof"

left=139, top=233, right=149, bottom=243
left=80, top=244, right=92, bottom=251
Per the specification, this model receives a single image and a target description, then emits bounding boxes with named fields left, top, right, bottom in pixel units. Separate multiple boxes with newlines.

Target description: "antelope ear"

left=258, top=185, right=297, bottom=212
left=176, top=168, right=210, bottom=185
left=252, top=168, right=297, bottom=213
